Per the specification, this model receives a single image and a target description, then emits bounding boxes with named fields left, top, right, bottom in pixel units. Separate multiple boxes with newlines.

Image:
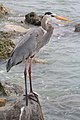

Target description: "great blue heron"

left=6, top=12, right=69, bottom=106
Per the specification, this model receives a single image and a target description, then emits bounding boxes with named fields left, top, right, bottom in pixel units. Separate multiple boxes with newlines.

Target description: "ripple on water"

left=43, top=94, right=80, bottom=120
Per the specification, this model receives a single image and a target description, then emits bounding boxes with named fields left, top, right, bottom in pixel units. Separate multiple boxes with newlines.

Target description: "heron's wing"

left=14, top=27, right=45, bottom=49
left=9, top=27, right=46, bottom=66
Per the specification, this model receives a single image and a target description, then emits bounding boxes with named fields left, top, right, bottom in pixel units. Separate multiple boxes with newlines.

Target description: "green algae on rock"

left=0, top=4, right=9, bottom=18
left=0, top=38, right=15, bottom=59
left=0, top=31, right=15, bottom=59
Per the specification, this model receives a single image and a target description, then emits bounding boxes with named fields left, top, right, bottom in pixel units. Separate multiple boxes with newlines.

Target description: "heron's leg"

left=28, top=59, right=39, bottom=103
left=28, top=58, right=37, bottom=96
left=24, top=63, right=28, bottom=106
left=28, top=58, right=38, bottom=96
left=28, top=58, right=33, bottom=93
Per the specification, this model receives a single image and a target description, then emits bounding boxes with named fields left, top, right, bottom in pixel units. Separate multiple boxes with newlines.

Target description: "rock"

left=0, top=81, right=24, bottom=107
left=0, top=31, right=17, bottom=39
left=3, top=82, right=24, bottom=97
left=33, top=58, right=48, bottom=64
left=0, top=96, right=44, bottom=120
left=0, top=82, right=7, bottom=96
left=0, top=35, right=15, bottom=59
left=25, top=12, right=43, bottom=26
left=0, top=24, right=30, bottom=59
left=0, top=4, right=9, bottom=18
left=5, top=24, right=28, bottom=33
left=0, top=31, right=17, bottom=59
left=0, top=82, right=44, bottom=120
left=74, top=24, right=80, bottom=32
left=0, top=98, right=6, bottom=107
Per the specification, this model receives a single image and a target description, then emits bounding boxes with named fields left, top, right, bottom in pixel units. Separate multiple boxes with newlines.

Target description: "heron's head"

left=44, top=12, right=70, bottom=21
left=41, top=12, right=70, bottom=31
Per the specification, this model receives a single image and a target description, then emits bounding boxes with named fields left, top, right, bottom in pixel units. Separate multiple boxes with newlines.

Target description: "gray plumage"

left=6, top=15, right=54, bottom=72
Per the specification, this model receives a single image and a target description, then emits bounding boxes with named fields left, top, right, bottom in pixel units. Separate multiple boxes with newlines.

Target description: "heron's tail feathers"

left=6, top=58, right=13, bottom=72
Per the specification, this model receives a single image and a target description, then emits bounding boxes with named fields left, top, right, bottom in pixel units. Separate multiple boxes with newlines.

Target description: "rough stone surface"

left=0, top=4, right=9, bottom=18
left=0, top=31, right=19, bottom=59
left=0, top=82, right=7, bottom=96
left=0, top=98, right=6, bottom=107
left=0, top=82, right=44, bottom=120
left=5, top=24, right=28, bottom=33
left=0, top=26, right=29, bottom=59
left=0, top=96, right=44, bottom=120
left=0, top=82, right=24, bottom=97
left=0, top=39, right=15, bottom=59
left=25, top=12, right=43, bottom=26
left=74, top=24, right=80, bottom=32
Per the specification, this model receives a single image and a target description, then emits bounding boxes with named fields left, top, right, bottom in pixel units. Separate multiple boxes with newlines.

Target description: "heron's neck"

left=41, top=16, right=49, bottom=31
left=41, top=21, right=53, bottom=34
left=41, top=20, right=47, bottom=31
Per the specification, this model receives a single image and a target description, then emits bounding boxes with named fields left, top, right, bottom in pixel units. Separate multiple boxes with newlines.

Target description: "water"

left=0, top=0, right=80, bottom=120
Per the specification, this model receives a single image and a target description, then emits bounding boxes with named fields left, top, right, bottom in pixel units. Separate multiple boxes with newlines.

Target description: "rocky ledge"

left=0, top=82, right=44, bottom=120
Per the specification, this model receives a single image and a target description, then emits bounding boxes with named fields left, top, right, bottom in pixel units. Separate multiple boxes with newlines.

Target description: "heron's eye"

left=51, top=15, right=55, bottom=17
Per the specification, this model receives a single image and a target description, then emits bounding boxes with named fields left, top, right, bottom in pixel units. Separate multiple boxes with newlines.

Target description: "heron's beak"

left=52, top=14, right=70, bottom=21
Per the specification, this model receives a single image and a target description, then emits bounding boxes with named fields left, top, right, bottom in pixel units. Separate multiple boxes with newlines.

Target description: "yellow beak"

left=54, top=15, right=70, bottom=21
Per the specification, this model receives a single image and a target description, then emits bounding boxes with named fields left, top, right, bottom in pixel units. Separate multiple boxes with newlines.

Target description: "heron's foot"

left=29, top=91, right=38, bottom=97
left=23, top=92, right=40, bottom=105
left=23, top=91, right=38, bottom=98
left=28, top=91, right=40, bottom=105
